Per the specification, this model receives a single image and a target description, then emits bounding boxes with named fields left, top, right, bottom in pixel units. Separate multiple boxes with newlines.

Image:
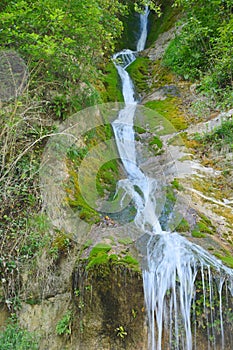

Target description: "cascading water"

left=112, top=6, right=162, bottom=235
left=112, top=6, right=233, bottom=350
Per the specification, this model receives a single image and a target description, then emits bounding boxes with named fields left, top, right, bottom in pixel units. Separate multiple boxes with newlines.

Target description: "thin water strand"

left=137, top=6, right=150, bottom=52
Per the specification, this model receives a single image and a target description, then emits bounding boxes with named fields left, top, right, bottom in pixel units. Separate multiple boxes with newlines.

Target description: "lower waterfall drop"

left=112, top=6, right=233, bottom=350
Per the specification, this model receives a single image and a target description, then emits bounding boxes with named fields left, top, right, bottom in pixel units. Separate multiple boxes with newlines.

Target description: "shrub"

left=0, top=321, right=39, bottom=350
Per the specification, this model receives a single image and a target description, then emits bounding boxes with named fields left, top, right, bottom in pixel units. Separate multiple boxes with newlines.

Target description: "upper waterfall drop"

left=137, top=6, right=150, bottom=52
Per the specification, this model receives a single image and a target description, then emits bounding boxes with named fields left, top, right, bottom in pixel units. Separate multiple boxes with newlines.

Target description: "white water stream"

left=112, top=7, right=233, bottom=350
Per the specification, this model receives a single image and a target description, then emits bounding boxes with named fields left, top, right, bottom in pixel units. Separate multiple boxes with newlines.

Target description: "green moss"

left=89, top=243, right=112, bottom=258
left=109, top=253, right=118, bottom=261
left=67, top=171, right=100, bottom=224
left=66, top=123, right=122, bottom=224
left=119, top=255, right=139, bottom=269
left=145, top=97, right=188, bottom=131
left=83, top=239, right=93, bottom=250
left=52, top=230, right=72, bottom=252
left=149, top=136, right=163, bottom=148
left=214, top=253, right=233, bottom=269
left=196, top=221, right=213, bottom=234
left=126, top=56, right=150, bottom=93
left=166, top=186, right=176, bottom=203
left=191, top=230, right=206, bottom=238
left=99, top=62, right=123, bottom=102
left=148, top=135, right=164, bottom=155
left=199, top=214, right=214, bottom=227
left=195, top=214, right=216, bottom=235
left=171, top=178, right=184, bottom=191
left=85, top=243, right=140, bottom=272
left=118, top=237, right=133, bottom=245
left=191, top=217, right=214, bottom=238
left=176, top=218, right=190, bottom=233
left=96, top=159, right=120, bottom=196
left=134, top=125, right=146, bottom=134
left=86, top=252, right=109, bottom=269
left=151, top=60, right=176, bottom=90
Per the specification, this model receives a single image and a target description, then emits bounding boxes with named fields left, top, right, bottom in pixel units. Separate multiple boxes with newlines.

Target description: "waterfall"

left=137, top=6, right=150, bottom=52
left=112, top=6, right=233, bottom=350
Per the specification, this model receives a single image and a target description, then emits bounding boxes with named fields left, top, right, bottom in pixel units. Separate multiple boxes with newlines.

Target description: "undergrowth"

left=0, top=319, right=39, bottom=350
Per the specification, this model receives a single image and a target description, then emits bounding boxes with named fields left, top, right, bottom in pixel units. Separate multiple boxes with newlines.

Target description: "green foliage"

left=164, top=0, right=233, bottom=107
left=0, top=0, right=129, bottom=117
left=202, top=118, right=233, bottom=152
left=56, top=311, right=72, bottom=336
left=147, top=0, right=179, bottom=46
left=0, top=0, right=126, bottom=76
left=0, top=321, right=39, bottom=350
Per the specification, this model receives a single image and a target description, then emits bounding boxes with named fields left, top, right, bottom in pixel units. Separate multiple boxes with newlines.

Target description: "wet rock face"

left=72, top=263, right=147, bottom=350
left=16, top=258, right=147, bottom=350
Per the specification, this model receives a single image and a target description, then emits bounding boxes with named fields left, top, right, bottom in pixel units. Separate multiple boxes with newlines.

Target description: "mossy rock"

left=145, top=97, right=188, bottom=131
left=176, top=218, right=190, bottom=233
left=118, top=238, right=133, bottom=246
left=191, top=216, right=215, bottom=238
left=149, top=136, right=163, bottom=148
left=191, top=230, right=206, bottom=238
left=171, top=178, right=184, bottom=191
left=85, top=243, right=140, bottom=273
left=151, top=60, right=176, bottom=90
left=89, top=243, right=112, bottom=258
left=126, top=56, right=150, bottom=94
left=99, top=62, right=123, bottom=102
left=65, top=123, right=123, bottom=225
left=214, top=251, right=233, bottom=269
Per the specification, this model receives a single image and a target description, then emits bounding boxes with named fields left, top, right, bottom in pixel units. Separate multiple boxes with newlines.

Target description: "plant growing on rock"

left=115, top=325, right=128, bottom=339
left=56, top=311, right=72, bottom=336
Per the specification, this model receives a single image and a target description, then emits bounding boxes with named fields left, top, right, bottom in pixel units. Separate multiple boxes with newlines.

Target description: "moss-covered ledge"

left=71, top=245, right=147, bottom=350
